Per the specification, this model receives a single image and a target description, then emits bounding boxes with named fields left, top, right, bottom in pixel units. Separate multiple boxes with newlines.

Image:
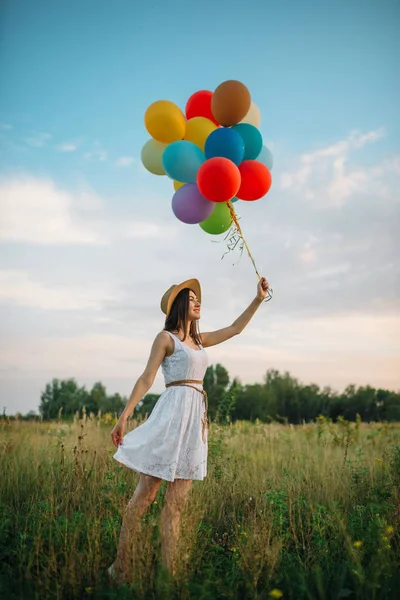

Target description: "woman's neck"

left=176, top=322, right=192, bottom=338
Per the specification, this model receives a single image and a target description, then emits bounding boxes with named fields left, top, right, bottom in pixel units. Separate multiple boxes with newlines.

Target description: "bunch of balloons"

left=141, top=80, right=273, bottom=236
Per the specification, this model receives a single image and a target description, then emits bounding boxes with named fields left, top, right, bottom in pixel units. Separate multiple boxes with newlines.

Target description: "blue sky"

left=1, top=0, right=399, bottom=414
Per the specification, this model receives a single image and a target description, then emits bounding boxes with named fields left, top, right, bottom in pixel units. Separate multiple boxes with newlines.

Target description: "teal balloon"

left=257, top=145, right=274, bottom=171
left=232, top=123, right=263, bottom=160
left=162, top=141, right=205, bottom=183
left=231, top=197, right=239, bottom=203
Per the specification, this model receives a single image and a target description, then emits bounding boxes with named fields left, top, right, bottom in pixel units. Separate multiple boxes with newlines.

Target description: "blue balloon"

left=231, top=197, right=239, bottom=203
left=204, top=128, right=244, bottom=166
left=231, top=123, right=263, bottom=160
left=162, top=141, right=205, bottom=183
left=256, top=145, right=274, bottom=171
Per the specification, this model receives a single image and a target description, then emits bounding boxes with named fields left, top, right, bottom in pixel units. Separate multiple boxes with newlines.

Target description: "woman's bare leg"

left=113, top=473, right=163, bottom=583
left=160, top=478, right=193, bottom=576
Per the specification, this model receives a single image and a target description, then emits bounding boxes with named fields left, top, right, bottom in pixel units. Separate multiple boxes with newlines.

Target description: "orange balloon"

left=211, top=80, right=251, bottom=127
left=173, top=180, right=185, bottom=191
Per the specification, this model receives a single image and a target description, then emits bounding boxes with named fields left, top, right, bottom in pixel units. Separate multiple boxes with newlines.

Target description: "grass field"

left=1, top=412, right=399, bottom=600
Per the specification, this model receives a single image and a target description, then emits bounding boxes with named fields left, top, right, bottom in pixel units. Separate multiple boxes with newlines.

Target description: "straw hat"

left=160, top=278, right=201, bottom=318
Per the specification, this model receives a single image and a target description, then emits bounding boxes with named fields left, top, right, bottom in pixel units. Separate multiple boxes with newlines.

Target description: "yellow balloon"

left=239, top=101, right=261, bottom=127
left=141, top=139, right=167, bottom=175
left=144, top=100, right=186, bottom=144
left=173, top=180, right=185, bottom=191
left=184, top=117, right=217, bottom=150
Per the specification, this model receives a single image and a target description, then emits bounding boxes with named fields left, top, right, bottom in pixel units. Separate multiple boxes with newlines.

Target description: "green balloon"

left=199, top=202, right=232, bottom=235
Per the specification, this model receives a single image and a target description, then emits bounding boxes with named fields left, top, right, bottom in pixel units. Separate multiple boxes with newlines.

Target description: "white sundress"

left=113, top=331, right=209, bottom=482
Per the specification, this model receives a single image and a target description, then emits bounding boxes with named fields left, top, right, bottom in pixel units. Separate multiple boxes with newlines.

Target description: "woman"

left=108, top=276, right=269, bottom=583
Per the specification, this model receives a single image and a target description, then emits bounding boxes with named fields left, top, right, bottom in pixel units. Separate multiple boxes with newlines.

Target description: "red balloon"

left=186, top=90, right=219, bottom=126
left=237, top=160, right=272, bottom=201
left=197, top=157, right=241, bottom=203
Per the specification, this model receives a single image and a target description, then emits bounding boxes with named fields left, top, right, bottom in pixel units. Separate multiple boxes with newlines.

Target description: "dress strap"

left=164, top=330, right=203, bottom=350
left=165, top=379, right=208, bottom=443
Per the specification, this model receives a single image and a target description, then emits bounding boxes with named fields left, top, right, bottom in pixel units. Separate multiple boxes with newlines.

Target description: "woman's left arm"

left=201, top=277, right=270, bottom=348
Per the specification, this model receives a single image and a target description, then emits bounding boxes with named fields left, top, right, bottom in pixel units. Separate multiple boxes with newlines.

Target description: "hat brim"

left=164, top=278, right=201, bottom=318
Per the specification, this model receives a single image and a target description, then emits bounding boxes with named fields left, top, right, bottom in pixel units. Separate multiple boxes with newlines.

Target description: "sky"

left=0, top=0, right=399, bottom=415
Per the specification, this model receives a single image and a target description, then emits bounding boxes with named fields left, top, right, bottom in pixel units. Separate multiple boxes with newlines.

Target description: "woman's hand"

left=111, top=418, right=126, bottom=448
left=256, top=277, right=269, bottom=301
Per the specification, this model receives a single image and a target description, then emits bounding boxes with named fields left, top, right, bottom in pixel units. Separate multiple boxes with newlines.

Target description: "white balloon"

left=239, top=101, right=261, bottom=127
left=257, top=145, right=273, bottom=171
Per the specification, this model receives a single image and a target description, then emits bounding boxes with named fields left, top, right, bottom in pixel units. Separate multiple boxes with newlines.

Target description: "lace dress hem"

left=114, top=448, right=207, bottom=482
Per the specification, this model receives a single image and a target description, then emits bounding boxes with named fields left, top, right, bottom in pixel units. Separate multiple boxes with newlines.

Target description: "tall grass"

left=0, top=410, right=399, bottom=599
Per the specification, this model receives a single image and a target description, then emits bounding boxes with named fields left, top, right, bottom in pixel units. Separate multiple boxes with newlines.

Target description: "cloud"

left=57, top=142, right=79, bottom=152
left=122, top=221, right=179, bottom=240
left=83, top=141, right=107, bottom=162
left=280, top=127, right=388, bottom=207
left=0, top=270, right=119, bottom=310
left=0, top=174, right=182, bottom=247
left=115, top=156, right=135, bottom=167
left=1, top=125, right=399, bottom=413
left=25, top=132, right=52, bottom=148
left=0, top=176, right=106, bottom=245
left=0, top=122, right=13, bottom=130
left=84, top=149, right=107, bottom=161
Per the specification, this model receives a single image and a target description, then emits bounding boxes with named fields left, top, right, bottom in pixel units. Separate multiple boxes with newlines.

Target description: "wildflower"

left=385, top=526, right=394, bottom=535
left=269, top=590, right=283, bottom=599
left=153, top=500, right=158, bottom=505
left=85, top=587, right=93, bottom=594
left=353, top=540, right=362, bottom=548
left=375, top=458, right=382, bottom=462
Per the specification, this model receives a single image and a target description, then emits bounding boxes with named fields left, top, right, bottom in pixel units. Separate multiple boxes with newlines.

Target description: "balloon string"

left=226, top=201, right=261, bottom=280
left=225, top=201, right=273, bottom=302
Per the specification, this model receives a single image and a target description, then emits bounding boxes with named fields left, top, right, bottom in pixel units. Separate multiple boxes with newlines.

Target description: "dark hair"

left=164, top=288, right=202, bottom=346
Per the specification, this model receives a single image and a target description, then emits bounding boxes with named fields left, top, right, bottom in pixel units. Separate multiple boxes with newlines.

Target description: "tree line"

left=33, top=365, right=400, bottom=423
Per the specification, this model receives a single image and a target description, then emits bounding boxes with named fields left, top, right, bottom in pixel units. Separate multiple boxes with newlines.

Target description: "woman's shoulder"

left=156, top=330, right=180, bottom=348
left=156, top=330, right=174, bottom=341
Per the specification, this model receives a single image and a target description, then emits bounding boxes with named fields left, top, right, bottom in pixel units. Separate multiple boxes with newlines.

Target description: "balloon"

left=141, top=139, right=168, bottom=175
left=162, top=141, right=205, bottom=183
left=211, top=80, right=251, bottom=127
left=204, top=128, right=244, bottom=165
left=184, top=117, right=218, bottom=151
left=200, top=202, right=232, bottom=235
left=173, top=180, right=185, bottom=191
left=257, top=145, right=274, bottom=171
left=144, top=100, right=186, bottom=144
left=239, top=101, right=261, bottom=127
left=197, top=157, right=241, bottom=203
left=172, top=183, right=214, bottom=224
left=186, top=90, right=219, bottom=125
left=237, top=161, right=272, bottom=201
left=231, top=197, right=239, bottom=203
left=232, top=123, right=263, bottom=160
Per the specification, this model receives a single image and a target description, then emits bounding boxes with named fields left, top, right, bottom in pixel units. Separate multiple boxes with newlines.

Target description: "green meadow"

left=1, top=412, right=399, bottom=600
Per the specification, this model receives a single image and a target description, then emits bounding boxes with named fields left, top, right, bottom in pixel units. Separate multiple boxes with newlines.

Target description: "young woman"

left=109, top=276, right=269, bottom=583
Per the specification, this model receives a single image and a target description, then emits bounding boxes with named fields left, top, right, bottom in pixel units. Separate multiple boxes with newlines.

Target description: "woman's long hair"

left=164, top=288, right=202, bottom=346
